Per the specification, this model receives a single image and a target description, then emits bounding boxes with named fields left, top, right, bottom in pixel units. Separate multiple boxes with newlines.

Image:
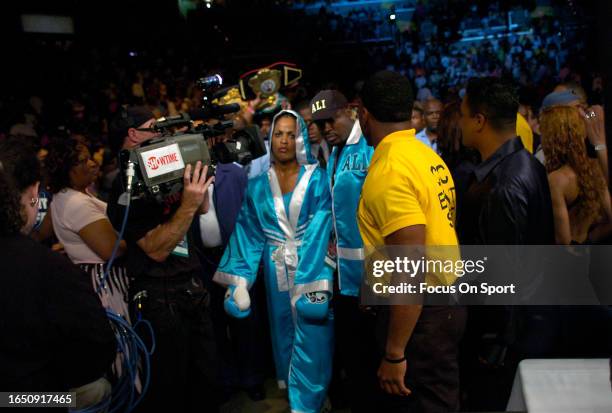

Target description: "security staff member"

left=357, top=71, right=466, bottom=412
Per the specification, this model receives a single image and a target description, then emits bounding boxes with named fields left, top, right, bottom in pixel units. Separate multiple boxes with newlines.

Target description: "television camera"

left=120, top=75, right=266, bottom=203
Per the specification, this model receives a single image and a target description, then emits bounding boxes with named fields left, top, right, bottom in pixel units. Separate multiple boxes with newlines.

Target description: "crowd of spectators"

left=0, top=1, right=610, bottom=411
left=1, top=1, right=600, bottom=145
left=309, top=0, right=600, bottom=106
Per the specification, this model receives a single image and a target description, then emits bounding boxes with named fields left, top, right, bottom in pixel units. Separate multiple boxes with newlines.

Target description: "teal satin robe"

left=327, top=120, right=373, bottom=296
left=214, top=110, right=334, bottom=413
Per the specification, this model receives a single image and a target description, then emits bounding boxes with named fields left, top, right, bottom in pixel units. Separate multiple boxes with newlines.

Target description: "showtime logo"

left=147, top=153, right=179, bottom=170
left=141, top=143, right=185, bottom=179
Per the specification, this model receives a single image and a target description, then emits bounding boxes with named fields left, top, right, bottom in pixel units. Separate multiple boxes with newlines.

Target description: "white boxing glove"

left=224, top=284, right=251, bottom=318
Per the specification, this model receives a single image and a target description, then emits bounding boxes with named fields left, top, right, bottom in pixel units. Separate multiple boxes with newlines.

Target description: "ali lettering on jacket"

left=430, top=164, right=456, bottom=228
left=340, top=153, right=368, bottom=172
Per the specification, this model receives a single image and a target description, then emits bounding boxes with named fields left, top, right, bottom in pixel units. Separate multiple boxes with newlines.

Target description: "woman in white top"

left=45, top=138, right=129, bottom=320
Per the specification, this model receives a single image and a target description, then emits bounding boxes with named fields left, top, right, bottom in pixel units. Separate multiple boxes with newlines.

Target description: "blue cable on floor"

left=71, top=310, right=154, bottom=413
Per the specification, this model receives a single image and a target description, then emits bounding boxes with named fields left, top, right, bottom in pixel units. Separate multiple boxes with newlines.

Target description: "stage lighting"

left=389, top=13, right=396, bottom=21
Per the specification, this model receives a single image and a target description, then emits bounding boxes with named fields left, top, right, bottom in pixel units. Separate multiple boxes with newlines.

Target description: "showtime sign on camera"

left=147, top=153, right=179, bottom=170
left=141, top=143, right=185, bottom=178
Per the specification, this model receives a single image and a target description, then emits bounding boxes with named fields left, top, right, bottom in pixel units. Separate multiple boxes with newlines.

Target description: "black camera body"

left=119, top=75, right=266, bottom=203
left=120, top=118, right=265, bottom=203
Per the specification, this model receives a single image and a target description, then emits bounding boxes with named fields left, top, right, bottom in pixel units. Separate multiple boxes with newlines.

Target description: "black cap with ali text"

left=309, top=90, right=348, bottom=121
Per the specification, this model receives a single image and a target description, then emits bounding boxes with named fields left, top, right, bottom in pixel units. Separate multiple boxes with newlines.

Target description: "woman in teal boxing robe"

left=213, top=109, right=334, bottom=413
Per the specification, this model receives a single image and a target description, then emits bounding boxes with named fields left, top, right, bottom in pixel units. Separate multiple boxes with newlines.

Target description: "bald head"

left=423, top=98, right=442, bottom=133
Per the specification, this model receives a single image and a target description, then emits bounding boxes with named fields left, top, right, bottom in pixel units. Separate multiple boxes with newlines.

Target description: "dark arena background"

left=1, top=1, right=611, bottom=413
left=1, top=0, right=610, bottom=128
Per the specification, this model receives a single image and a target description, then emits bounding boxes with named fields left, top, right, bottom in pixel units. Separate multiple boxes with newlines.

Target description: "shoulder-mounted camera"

left=119, top=75, right=266, bottom=203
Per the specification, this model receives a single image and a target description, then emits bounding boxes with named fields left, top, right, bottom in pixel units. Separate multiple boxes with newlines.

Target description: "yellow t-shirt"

left=357, top=130, right=459, bottom=285
left=516, top=113, right=533, bottom=154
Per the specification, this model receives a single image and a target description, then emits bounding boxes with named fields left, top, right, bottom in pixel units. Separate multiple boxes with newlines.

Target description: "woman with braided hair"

left=540, top=104, right=612, bottom=360
left=540, top=105, right=612, bottom=245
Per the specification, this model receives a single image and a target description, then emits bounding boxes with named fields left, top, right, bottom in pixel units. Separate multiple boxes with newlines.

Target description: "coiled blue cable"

left=70, top=310, right=154, bottom=413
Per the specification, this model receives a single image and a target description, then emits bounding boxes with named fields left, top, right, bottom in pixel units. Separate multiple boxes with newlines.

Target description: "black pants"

left=460, top=305, right=612, bottom=411
left=336, top=297, right=466, bottom=413
left=197, top=247, right=266, bottom=391
left=394, top=306, right=466, bottom=412
left=334, top=294, right=377, bottom=412
left=131, top=274, right=219, bottom=413
left=207, top=280, right=266, bottom=390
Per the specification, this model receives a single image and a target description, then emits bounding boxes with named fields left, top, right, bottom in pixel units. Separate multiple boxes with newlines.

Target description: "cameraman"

left=107, top=106, right=218, bottom=412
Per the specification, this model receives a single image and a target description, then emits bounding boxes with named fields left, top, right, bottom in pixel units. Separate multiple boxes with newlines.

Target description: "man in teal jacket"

left=310, top=90, right=374, bottom=411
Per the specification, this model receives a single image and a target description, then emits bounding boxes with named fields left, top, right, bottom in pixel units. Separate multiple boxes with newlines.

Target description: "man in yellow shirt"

left=357, top=70, right=466, bottom=412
